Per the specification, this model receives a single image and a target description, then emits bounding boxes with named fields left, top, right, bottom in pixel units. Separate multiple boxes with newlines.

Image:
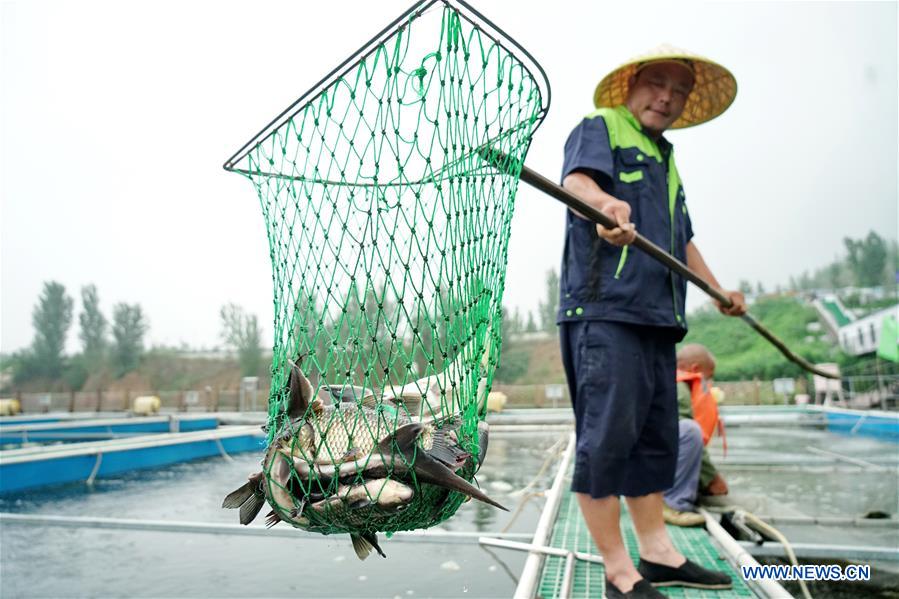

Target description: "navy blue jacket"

left=558, top=106, right=693, bottom=338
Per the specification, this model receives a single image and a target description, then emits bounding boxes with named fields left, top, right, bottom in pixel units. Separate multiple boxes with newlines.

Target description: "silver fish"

left=222, top=355, right=505, bottom=561
left=311, top=478, right=414, bottom=513
left=221, top=440, right=310, bottom=528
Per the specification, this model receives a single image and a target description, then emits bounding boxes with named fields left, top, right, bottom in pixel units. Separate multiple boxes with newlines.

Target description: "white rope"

left=744, top=514, right=899, bottom=528
left=495, top=433, right=567, bottom=535
left=699, top=508, right=792, bottom=599
left=739, top=510, right=813, bottom=599
left=214, top=437, right=234, bottom=462
left=849, top=412, right=869, bottom=435
left=86, top=453, right=103, bottom=486
left=805, top=445, right=888, bottom=471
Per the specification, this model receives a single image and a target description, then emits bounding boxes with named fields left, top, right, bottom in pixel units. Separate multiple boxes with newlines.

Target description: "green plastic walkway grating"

left=538, top=492, right=755, bottom=598
left=538, top=489, right=605, bottom=598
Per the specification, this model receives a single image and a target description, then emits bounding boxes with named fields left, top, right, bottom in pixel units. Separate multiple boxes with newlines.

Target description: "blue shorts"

left=559, top=320, right=678, bottom=498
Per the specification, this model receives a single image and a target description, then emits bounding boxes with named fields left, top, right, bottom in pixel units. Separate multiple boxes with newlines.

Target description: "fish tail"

left=238, top=492, right=265, bottom=525
left=222, top=479, right=257, bottom=509
left=351, top=533, right=386, bottom=560
left=427, top=427, right=470, bottom=468
left=351, top=534, right=373, bottom=560
left=363, top=532, right=386, bottom=558
left=476, top=421, right=490, bottom=472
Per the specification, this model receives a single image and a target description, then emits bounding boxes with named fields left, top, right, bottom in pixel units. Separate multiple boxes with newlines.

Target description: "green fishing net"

left=224, top=0, right=549, bottom=535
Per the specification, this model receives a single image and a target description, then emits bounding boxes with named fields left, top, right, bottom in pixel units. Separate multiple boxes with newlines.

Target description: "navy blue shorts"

left=559, top=320, right=678, bottom=498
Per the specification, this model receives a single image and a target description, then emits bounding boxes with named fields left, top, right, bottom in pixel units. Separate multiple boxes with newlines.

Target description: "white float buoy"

left=132, top=396, right=161, bottom=416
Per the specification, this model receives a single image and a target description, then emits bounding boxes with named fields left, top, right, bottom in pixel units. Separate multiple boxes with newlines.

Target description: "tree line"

left=5, top=282, right=149, bottom=389
left=494, top=268, right=559, bottom=382
left=739, top=230, right=897, bottom=295
left=4, top=282, right=266, bottom=391
left=502, top=268, right=559, bottom=337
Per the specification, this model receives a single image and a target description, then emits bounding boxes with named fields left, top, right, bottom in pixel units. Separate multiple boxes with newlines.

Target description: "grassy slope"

left=681, top=295, right=837, bottom=380
left=493, top=295, right=842, bottom=384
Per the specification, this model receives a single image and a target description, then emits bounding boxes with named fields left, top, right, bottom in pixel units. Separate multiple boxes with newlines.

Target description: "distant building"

left=837, top=304, right=899, bottom=356
left=812, top=294, right=855, bottom=340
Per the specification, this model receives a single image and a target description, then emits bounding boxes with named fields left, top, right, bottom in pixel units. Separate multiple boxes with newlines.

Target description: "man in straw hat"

left=557, top=45, right=746, bottom=597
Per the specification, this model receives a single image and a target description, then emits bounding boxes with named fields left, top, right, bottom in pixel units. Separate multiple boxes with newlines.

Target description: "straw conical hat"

left=593, top=44, right=737, bottom=129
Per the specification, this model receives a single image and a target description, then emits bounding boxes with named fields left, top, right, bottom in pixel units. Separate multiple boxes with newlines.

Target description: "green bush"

left=682, top=296, right=837, bottom=380
left=495, top=345, right=531, bottom=383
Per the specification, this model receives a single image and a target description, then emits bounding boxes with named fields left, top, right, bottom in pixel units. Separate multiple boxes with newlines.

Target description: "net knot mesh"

left=225, top=0, right=548, bottom=535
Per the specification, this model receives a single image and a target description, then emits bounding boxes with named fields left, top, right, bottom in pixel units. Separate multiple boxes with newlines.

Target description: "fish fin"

left=351, top=534, right=373, bottom=561
left=265, top=510, right=281, bottom=528
left=316, top=388, right=333, bottom=406
left=348, top=498, right=372, bottom=510
left=274, top=453, right=291, bottom=485
left=286, top=358, right=313, bottom=420
left=311, top=397, right=325, bottom=417
left=412, top=452, right=508, bottom=511
left=222, top=479, right=257, bottom=509
left=476, top=421, right=490, bottom=472
left=437, top=414, right=463, bottom=431
left=376, top=421, right=425, bottom=454
left=239, top=492, right=265, bottom=525
left=396, top=392, right=423, bottom=415
left=427, top=428, right=470, bottom=468
left=363, top=532, right=387, bottom=558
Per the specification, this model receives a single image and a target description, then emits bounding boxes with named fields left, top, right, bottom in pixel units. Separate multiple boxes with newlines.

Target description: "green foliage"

left=508, top=307, right=524, bottom=335
left=844, top=231, right=888, bottom=287
left=79, top=284, right=108, bottom=369
left=499, top=304, right=516, bottom=345
left=788, top=231, right=896, bottom=292
left=537, top=268, right=559, bottom=331
left=62, top=354, right=91, bottom=391
left=494, top=344, right=530, bottom=382
left=682, top=296, right=837, bottom=380
left=9, top=349, right=42, bottom=385
left=111, top=303, right=148, bottom=377
left=220, top=303, right=263, bottom=378
left=495, top=304, right=532, bottom=382
left=842, top=295, right=899, bottom=315
left=525, top=311, right=537, bottom=332
left=407, top=287, right=449, bottom=378
left=30, top=281, right=74, bottom=379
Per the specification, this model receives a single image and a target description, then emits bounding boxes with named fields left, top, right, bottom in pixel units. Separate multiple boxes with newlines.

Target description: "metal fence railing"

left=7, top=376, right=898, bottom=415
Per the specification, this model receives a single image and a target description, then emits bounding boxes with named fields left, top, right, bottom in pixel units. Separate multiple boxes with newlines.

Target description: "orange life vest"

left=676, top=369, right=726, bottom=453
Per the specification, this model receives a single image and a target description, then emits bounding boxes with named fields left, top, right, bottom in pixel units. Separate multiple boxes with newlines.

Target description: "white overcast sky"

left=2, top=0, right=897, bottom=354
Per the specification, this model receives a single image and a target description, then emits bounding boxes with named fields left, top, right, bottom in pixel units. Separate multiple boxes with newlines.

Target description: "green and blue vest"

left=558, top=105, right=693, bottom=337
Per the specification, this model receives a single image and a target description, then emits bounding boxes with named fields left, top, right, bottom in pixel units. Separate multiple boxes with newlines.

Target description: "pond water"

left=2, top=419, right=896, bottom=598
left=0, top=430, right=565, bottom=598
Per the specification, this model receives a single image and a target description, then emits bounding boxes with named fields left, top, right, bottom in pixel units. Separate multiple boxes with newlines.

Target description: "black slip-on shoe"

left=637, top=557, right=733, bottom=589
left=605, top=578, right=666, bottom=598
